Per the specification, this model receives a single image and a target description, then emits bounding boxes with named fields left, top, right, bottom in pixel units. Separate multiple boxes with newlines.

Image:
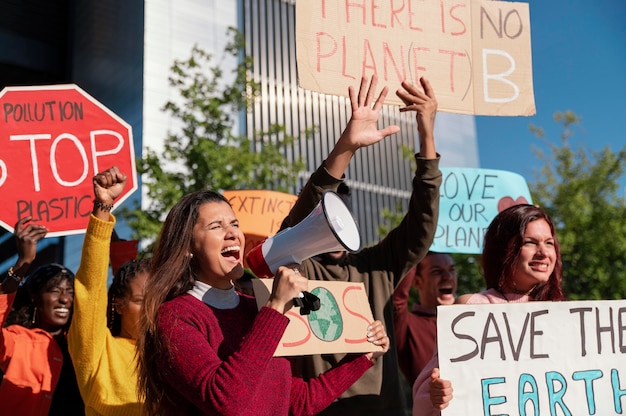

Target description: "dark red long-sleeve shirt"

left=156, top=294, right=374, bottom=415
left=392, top=266, right=438, bottom=386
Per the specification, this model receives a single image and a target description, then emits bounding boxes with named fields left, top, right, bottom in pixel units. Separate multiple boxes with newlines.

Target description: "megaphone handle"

left=293, top=291, right=321, bottom=316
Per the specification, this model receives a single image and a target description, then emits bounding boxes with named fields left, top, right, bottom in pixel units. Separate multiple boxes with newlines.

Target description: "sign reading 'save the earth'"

left=437, top=300, right=626, bottom=415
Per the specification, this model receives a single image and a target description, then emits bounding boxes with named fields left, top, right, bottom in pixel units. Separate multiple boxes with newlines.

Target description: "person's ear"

left=113, top=299, right=125, bottom=315
left=412, top=274, right=422, bottom=290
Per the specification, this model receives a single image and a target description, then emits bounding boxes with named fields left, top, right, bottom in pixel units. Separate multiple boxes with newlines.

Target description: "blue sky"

left=475, top=0, right=626, bottom=195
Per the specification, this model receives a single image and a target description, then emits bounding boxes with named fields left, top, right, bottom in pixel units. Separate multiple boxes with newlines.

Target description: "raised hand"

left=93, top=166, right=128, bottom=206
left=396, top=77, right=438, bottom=159
left=325, top=75, right=401, bottom=178
left=342, top=75, right=401, bottom=150
left=0, top=217, right=49, bottom=292
left=14, top=216, right=47, bottom=269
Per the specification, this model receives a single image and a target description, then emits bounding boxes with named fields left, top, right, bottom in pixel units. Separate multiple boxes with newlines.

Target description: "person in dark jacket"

left=281, top=75, right=442, bottom=415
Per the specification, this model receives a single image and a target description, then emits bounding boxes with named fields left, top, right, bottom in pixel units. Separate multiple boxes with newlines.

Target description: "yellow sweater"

left=68, top=214, right=143, bottom=416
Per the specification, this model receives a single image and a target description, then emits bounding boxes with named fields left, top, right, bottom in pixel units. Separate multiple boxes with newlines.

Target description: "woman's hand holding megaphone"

left=266, top=265, right=309, bottom=314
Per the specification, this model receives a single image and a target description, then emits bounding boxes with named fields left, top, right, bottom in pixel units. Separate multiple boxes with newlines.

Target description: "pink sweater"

left=464, top=288, right=531, bottom=304
left=156, top=294, right=374, bottom=415
left=412, top=288, right=531, bottom=416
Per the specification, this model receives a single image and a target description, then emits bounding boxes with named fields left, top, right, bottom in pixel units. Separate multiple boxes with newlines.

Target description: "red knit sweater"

left=393, top=267, right=438, bottom=386
left=156, top=294, right=374, bottom=415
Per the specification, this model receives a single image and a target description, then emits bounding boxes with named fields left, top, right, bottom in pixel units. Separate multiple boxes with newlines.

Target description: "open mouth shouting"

left=437, top=284, right=456, bottom=304
left=221, top=245, right=241, bottom=262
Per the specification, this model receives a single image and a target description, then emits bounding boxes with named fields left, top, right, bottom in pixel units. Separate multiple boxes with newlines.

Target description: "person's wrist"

left=335, top=135, right=360, bottom=153
left=2, top=267, right=24, bottom=292
left=7, top=266, right=24, bottom=284
left=93, top=199, right=114, bottom=212
left=266, top=298, right=289, bottom=314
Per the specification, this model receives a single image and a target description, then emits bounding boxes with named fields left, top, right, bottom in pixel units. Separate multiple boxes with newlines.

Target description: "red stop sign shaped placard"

left=0, top=84, right=137, bottom=237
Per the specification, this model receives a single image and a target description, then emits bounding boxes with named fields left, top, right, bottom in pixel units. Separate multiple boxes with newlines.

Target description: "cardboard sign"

left=223, top=190, right=297, bottom=266
left=431, top=167, right=532, bottom=254
left=437, top=300, right=626, bottom=415
left=296, top=0, right=534, bottom=116
left=0, top=84, right=137, bottom=236
left=252, top=279, right=378, bottom=356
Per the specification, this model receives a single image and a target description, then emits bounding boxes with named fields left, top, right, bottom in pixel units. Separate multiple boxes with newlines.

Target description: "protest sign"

left=437, top=300, right=626, bottom=415
left=252, top=279, right=378, bottom=356
left=222, top=190, right=297, bottom=266
left=0, top=84, right=137, bottom=236
left=296, top=0, right=534, bottom=116
left=431, top=167, right=532, bottom=254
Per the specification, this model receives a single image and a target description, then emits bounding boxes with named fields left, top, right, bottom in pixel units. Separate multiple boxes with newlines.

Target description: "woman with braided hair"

left=107, top=258, right=151, bottom=340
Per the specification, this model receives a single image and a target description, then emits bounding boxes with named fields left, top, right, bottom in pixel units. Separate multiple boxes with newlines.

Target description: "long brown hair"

left=136, top=190, right=230, bottom=416
left=481, top=204, right=565, bottom=301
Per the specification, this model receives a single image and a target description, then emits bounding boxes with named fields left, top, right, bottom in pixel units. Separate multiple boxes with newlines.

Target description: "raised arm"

left=357, top=77, right=441, bottom=282
left=396, top=76, right=437, bottom=160
left=393, top=266, right=416, bottom=354
left=92, top=166, right=128, bottom=221
left=68, top=166, right=127, bottom=385
left=281, top=75, right=400, bottom=229
left=0, top=217, right=47, bottom=294
left=0, top=217, right=47, bottom=328
left=393, top=266, right=416, bottom=315
left=324, top=75, right=401, bottom=178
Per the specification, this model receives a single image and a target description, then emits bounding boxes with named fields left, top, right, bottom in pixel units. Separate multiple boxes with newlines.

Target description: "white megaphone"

left=246, top=190, right=361, bottom=278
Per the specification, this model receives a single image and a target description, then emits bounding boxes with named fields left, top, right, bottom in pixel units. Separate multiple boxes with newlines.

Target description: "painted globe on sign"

left=307, top=287, right=343, bottom=342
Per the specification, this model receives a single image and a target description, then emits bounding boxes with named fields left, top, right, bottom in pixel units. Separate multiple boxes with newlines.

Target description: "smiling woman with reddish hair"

left=412, top=204, right=566, bottom=416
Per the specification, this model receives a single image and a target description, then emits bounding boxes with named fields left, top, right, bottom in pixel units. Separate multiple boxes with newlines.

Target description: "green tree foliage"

left=379, top=112, right=626, bottom=301
left=377, top=201, right=405, bottom=238
left=121, top=28, right=304, bottom=242
left=530, top=111, right=626, bottom=300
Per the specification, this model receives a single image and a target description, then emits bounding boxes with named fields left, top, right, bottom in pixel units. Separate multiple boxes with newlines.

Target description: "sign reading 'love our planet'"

left=431, top=167, right=533, bottom=254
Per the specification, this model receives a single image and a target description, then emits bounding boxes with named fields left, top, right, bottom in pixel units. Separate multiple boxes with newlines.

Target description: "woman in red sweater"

left=136, top=73, right=399, bottom=416
left=136, top=189, right=389, bottom=416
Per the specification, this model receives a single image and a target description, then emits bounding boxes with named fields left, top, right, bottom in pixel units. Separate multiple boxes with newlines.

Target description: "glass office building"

left=0, top=0, right=478, bottom=271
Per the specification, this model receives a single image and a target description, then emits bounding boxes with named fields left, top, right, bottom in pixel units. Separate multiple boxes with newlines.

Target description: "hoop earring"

left=108, top=302, right=116, bottom=329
